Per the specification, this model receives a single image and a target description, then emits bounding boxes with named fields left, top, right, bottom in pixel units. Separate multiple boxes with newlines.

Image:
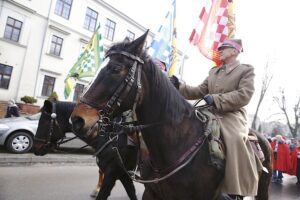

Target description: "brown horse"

left=70, top=31, right=272, bottom=200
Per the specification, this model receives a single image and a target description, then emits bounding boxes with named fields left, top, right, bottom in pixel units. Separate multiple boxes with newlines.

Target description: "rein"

left=79, top=50, right=211, bottom=183
left=81, top=50, right=144, bottom=120
left=130, top=104, right=210, bottom=183
left=34, top=102, right=61, bottom=145
left=130, top=134, right=207, bottom=183
left=92, top=119, right=160, bottom=157
left=34, top=102, right=89, bottom=152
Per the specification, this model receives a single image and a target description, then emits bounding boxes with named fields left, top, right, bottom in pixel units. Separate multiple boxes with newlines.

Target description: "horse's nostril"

left=71, top=116, right=85, bottom=132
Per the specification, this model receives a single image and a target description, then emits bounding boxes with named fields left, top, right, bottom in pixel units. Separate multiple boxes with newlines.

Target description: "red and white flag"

left=189, top=0, right=235, bottom=66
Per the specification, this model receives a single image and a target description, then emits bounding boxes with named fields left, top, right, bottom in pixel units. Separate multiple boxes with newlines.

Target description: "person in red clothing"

left=271, top=134, right=291, bottom=183
left=289, top=139, right=300, bottom=185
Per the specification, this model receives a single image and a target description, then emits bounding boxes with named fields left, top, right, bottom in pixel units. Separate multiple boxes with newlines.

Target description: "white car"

left=0, top=113, right=40, bottom=153
left=0, top=113, right=90, bottom=154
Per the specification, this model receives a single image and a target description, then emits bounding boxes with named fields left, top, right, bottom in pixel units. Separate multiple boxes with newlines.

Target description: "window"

left=103, top=18, right=116, bottom=41
left=0, top=64, right=13, bottom=89
left=54, top=0, right=72, bottom=19
left=126, top=30, right=135, bottom=41
left=41, top=75, right=55, bottom=96
left=84, top=7, right=98, bottom=32
left=50, top=35, right=63, bottom=56
left=4, top=17, right=22, bottom=42
left=73, top=83, right=84, bottom=102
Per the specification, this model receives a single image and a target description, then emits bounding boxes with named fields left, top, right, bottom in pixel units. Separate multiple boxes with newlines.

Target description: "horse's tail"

left=250, top=128, right=272, bottom=200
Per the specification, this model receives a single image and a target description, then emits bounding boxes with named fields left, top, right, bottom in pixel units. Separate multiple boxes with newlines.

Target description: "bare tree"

left=251, top=62, right=273, bottom=130
left=273, top=89, right=300, bottom=138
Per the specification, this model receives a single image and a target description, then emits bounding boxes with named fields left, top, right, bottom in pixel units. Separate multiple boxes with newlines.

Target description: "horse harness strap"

left=81, top=50, right=211, bottom=183
left=34, top=102, right=84, bottom=151
left=34, top=102, right=62, bottom=145
left=99, top=50, right=144, bottom=118
left=195, top=106, right=225, bottom=170
left=131, top=110, right=210, bottom=183
left=131, top=133, right=207, bottom=184
left=107, top=50, right=144, bottom=64
left=93, top=121, right=159, bottom=157
left=48, top=102, right=80, bottom=147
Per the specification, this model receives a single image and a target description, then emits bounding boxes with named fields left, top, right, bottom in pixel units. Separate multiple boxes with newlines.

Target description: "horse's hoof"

left=90, top=189, right=99, bottom=198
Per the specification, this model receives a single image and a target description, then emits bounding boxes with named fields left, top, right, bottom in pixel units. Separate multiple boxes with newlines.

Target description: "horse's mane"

left=144, top=58, right=193, bottom=124
left=107, top=41, right=193, bottom=124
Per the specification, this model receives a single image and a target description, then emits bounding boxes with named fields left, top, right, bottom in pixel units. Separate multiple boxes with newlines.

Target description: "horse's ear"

left=127, top=30, right=149, bottom=55
left=123, top=37, right=130, bottom=43
left=43, top=100, right=53, bottom=113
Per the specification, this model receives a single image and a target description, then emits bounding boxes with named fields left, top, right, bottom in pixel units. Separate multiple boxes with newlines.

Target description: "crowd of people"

left=270, top=134, right=300, bottom=185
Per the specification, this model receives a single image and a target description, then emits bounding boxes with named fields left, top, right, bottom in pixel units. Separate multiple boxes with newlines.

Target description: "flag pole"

left=178, top=42, right=190, bottom=79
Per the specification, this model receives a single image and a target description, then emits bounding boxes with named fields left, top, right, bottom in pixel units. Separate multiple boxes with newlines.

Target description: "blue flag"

left=148, top=0, right=177, bottom=75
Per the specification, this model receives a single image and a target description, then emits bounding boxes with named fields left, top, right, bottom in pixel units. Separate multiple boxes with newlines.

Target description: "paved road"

left=0, top=146, right=95, bottom=167
left=1, top=164, right=300, bottom=200
left=0, top=146, right=299, bottom=200
left=269, top=174, right=300, bottom=200
left=0, top=165, right=144, bottom=200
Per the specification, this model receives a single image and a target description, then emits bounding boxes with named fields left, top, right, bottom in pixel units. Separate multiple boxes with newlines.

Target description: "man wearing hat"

left=170, top=39, right=262, bottom=199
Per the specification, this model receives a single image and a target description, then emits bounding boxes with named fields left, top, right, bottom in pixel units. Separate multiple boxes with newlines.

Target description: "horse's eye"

left=111, top=65, right=123, bottom=73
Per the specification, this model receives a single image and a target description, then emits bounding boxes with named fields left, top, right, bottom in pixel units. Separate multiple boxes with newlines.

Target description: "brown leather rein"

left=34, top=102, right=89, bottom=152
left=80, top=50, right=209, bottom=183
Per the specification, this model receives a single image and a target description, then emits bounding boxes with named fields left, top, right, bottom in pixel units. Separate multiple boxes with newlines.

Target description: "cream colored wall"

left=0, top=2, right=33, bottom=102
left=0, top=0, right=154, bottom=106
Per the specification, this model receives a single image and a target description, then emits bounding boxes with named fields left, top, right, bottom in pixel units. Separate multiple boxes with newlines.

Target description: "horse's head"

left=71, top=31, right=149, bottom=135
left=33, top=100, right=66, bottom=155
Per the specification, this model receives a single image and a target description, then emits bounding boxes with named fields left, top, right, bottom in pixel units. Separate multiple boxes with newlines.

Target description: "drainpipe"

left=33, top=0, right=54, bottom=97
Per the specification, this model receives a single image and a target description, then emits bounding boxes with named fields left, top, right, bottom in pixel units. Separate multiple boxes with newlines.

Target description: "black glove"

left=169, top=75, right=180, bottom=89
left=204, top=94, right=214, bottom=106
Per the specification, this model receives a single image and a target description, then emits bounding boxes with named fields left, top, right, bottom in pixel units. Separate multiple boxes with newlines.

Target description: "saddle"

left=197, top=108, right=265, bottom=172
left=248, top=131, right=265, bottom=162
left=198, top=108, right=225, bottom=171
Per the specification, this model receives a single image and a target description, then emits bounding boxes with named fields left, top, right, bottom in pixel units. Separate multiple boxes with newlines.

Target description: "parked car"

left=0, top=113, right=90, bottom=154
left=0, top=113, right=40, bottom=153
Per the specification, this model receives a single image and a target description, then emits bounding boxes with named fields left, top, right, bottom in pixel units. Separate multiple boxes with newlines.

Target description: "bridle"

left=78, top=50, right=211, bottom=184
left=80, top=50, right=155, bottom=152
left=81, top=50, right=144, bottom=121
left=34, top=102, right=78, bottom=149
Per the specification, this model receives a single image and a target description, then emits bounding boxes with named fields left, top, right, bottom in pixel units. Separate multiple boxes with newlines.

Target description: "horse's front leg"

left=91, top=170, right=104, bottom=198
left=96, top=168, right=117, bottom=200
left=118, top=168, right=137, bottom=200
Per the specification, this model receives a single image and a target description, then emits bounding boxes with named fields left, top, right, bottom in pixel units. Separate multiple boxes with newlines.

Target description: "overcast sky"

left=104, top=0, right=300, bottom=123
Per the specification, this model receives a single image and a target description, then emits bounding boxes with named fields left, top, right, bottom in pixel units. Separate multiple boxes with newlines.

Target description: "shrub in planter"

left=20, top=96, right=37, bottom=104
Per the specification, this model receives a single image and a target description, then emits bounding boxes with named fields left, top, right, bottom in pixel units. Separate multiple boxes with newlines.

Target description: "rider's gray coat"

left=179, top=60, right=262, bottom=196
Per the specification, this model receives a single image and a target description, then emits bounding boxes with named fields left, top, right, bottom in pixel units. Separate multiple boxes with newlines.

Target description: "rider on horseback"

left=170, top=39, right=263, bottom=200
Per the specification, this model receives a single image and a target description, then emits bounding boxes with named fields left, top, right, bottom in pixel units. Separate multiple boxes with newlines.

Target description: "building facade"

left=0, top=0, right=155, bottom=106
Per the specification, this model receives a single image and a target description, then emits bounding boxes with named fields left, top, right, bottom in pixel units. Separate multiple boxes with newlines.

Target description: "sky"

left=104, top=0, right=300, bottom=123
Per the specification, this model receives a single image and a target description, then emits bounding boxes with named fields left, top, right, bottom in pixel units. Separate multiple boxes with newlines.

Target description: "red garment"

left=289, top=147, right=300, bottom=175
left=271, top=141, right=291, bottom=172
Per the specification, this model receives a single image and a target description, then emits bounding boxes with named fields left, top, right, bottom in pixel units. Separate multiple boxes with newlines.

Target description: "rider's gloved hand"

left=169, top=75, right=180, bottom=90
left=204, top=94, right=214, bottom=106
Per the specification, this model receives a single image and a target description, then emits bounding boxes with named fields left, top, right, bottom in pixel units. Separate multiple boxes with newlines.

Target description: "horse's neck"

left=139, top=118, right=202, bottom=169
left=137, top=86, right=202, bottom=168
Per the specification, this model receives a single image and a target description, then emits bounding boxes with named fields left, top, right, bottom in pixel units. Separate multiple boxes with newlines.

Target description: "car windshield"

left=25, top=112, right=41, bottom=120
